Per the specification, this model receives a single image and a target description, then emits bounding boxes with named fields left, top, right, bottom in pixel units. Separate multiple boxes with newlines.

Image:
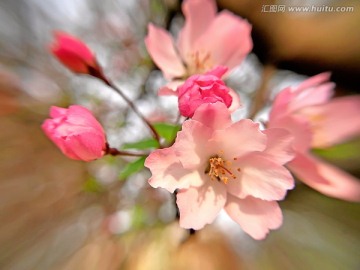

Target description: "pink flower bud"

left=177, top=73, right=233, bottom=117
left=42, top=105, right=107, bottom=161
left=50, top=31, right=98, bottom=74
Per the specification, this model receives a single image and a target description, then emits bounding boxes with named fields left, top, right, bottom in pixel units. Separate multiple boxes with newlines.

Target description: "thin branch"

left=106, top=145, right=149, bottom=157
left=248, top=65, right=276, bottom=119
left=91, top=66, right=161, bottom=143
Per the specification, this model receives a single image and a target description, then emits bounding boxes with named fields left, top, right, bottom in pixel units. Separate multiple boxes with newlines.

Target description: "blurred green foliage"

left=119, top=156, right=146, bottom=180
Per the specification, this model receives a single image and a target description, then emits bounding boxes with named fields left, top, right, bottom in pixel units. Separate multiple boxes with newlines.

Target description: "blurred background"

left=0, top=0, right=359, bottom=269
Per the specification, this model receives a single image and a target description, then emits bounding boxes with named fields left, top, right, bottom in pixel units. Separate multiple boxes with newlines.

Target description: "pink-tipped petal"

left=289, top=82, right=335, bottom=114
left=177, top=180, right=227, bottom=230
left=212, top=119, right=267, bottom=159
left=177, top=0, right=217, bottom=60
left=192, top=11, right=252, bottom=70
left=228, top=153, right=294, bottom=200
left=225, top=195, right=282, bottom=240
left=296, top=72, right=331, bottom=92
left=299, top=95, right=360, bottom=148
left=145, top=148, right=202, bottom=192
left=270, top=73, right=334, bottom=121
left=263, top=128, right=295, bottom=165
left=192, top=102, right=232, bottom=130
left=287, top=152, right=360, bottom=202
left=145, top=24, right=186, bottom=79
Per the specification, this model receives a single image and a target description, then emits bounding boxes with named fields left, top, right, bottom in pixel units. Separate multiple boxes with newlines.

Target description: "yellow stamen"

left=206, top=156, right=240, bottom=184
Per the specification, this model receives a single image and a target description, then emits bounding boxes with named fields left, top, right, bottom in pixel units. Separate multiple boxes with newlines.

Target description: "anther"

left=207, top=156, right=239, bottom=185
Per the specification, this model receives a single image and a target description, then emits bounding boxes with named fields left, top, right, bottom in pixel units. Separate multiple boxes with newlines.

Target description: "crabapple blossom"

left=161, top=66, right=241, bottom=115
left=145, top=103, right=295, bottom=240
left=50, top=31, right=99, bottom=74
left=268, top=73, right=360, bottom=202
left=177, top=69, right=233, bottom=117
left=42, top=105, right=107, bottom=161
left=145, top=0, right=252, bottom=91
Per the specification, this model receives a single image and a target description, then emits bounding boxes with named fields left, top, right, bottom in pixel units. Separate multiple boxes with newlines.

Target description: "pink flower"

left=167, top=66, right=241, bottom=116
left=269, top=73, right=360, bottom=202
left=145, top=103, right=295, bottom=240
left=145, top=0, right=252, bottom=84
left=50, top=31, right=99, bottom=74
left=178, top=70, right=233, bottom=117
left=42, top=105, right=107, bottom=161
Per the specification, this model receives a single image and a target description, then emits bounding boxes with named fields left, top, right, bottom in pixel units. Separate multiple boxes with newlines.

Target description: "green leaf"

left=131, top=205, right=146, bottom=229
left=313, top=137, right=360, bottom=161
left=153, top=122, right=181, bottom=143
left=122, top=138, right=159, bottom=150
left=119, top=156, right=146, bottom=180
left=83, top=177, right=104, bottom=193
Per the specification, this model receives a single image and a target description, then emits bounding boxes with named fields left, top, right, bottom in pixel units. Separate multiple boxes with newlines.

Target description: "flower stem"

left=106, top=145, right=149, bottom=157
left=91, top=66, right=161, bottom=143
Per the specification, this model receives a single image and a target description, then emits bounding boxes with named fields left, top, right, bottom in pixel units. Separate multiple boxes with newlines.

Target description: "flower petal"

left=192, top=102, right=232, bottom=130
left=289, top=82, right=335, bottom=114
left=145, top=148, right=203, bottom=192
left=67, top=105, right=105, bottom=133
left=49, top=106, right=67, bottom=118
left=145, top=24, right=186, bottom=79
left=287, top=152, right=360, bottom=202
left=50, top=31, right=96, bottom=73
left=65, top=132, right=105, bottom=161
left=205, top=65, right=228, bottom=78
left=296, top=72, right=331, bottom=92
left=269, top=86, right=293, bottom=122
left=299, top=95, right=360, bottom=148
left=174, top=120, right=214, bottom=170
left=270, top=73, right=334, bottom=121
left=228, top=88, right=241, bottom=112
left=212, top=119, right=267, bottom=159
left=52, top=31, right=94, bottom=64
left=56, top=138, right=82, bottom=160
left=42, top=119, right=72, bottom=156
left=42, top=105, right=106, bottom=162
left=177, top=0, right=217, bottom=61
left=225, top=195, right=282, bottom=240
left=177, top=180, right=227, bottom=230
left=227, top=153, right=294, bottom=200
left=192, top=11, right=252, bottom=71
left=263, top=128, right=295, bottom=165
left=268, top=115, right=312, bottom=153
left=158, top=80, right=184, bottom=96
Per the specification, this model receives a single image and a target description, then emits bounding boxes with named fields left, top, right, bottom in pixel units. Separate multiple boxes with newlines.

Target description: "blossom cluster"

left=42, top=0, right=360, bottom=240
